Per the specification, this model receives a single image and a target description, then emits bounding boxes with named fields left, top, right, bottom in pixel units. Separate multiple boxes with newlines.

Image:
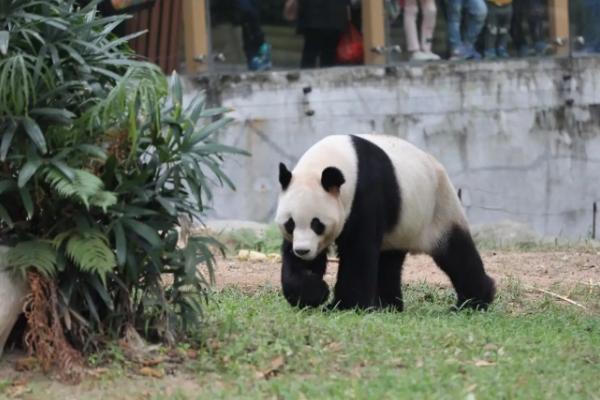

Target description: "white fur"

left=355, top=134, right=467, bottom=253
left=275, top=134, right=467, bottom=258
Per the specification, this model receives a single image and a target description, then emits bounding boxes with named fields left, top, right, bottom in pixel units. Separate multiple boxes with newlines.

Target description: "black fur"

left=432, top=225, right=496, bottom=310
left=311, top=218, right=325, bottom=235
left=279, top=163, right=292, bottom=190
left=281, top=240, right=330, bottom=308
left=331, top=135, right=402, bottom=310
left=321, top=167, right=345, bottom=193
left=280, top=135, right=495, bottom=312
left=377, top=250, right=406, bottom=310
left=284, top=218, right=295, bottom=234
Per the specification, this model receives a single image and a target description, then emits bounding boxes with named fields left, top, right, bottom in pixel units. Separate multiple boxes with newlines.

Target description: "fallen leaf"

left=6, top=381, right=30, bottom=398
left=325, top=342, right=342, bottom=352
left=474, top=360, right=496, bottom=367
left=261, top=355, right=285, bottom=379
left=187, top=349, right=198, bottom=360
left=388, top=358, right=407, bottom=369
left=14, top=357, right=37, bottom=372
left=142, top=357, right=164, bottom=367
left=87, top=368, right=109, bottom=378
left=138, top=367, right=164, bottom=378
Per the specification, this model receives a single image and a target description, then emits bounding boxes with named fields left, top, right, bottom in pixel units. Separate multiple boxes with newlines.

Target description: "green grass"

left=3, top=282, right=599, bottom=399
left=176, top=283, right=600, bottom=400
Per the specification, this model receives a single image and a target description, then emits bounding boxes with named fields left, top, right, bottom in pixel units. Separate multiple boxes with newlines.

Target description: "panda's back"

left=355, top=134, right=466, bottom=253
left=294, top=134, right=466, bottom=254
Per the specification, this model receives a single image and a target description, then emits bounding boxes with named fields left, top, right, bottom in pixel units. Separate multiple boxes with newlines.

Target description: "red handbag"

left=336, top=23, right=364, bottom=64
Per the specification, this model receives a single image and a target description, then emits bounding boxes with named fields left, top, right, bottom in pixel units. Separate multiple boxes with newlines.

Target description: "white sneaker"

left=410, top=51, right=441, bottom=61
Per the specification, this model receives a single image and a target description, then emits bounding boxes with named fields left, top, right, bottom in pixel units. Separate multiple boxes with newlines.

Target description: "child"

left=484, top=0, right=513, bottom=58
left=403, top=0, right=441, bottom=61
left=447, top=0, right=488, bottom=60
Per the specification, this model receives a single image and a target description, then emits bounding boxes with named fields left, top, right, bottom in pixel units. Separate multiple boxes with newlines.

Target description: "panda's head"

left=275, top=163, right=346, bottom=261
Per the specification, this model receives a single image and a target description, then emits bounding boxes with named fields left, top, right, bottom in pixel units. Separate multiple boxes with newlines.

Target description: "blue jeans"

left=447, top=0, right=488, bottom=50
left=583, top=0, right=600, bottom=51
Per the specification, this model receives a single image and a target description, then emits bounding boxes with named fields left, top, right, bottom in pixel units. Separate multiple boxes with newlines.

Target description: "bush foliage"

left=0, top=0, right=244, bottom=374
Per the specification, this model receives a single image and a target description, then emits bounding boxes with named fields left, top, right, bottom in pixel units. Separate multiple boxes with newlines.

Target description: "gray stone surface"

left=0, top=246, right=27, bottom=359
left=186, top=57, right=600, bottom=239
left=471, top=220, right=540, bottom=246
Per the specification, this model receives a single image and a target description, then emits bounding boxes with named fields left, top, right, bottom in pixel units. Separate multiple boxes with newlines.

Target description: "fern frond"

left=6, top=240, right=58, bottom=279
left=65, top=230, right=116, bottom=282
left=43, top=167, right=116, bottom=209
left=89, top=191, right=118, bottom=212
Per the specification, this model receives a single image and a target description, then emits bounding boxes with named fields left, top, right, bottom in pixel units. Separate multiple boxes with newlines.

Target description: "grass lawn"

left=2, top=280, right=599, bottom=399
left=180, top=282, right=600, bottom=400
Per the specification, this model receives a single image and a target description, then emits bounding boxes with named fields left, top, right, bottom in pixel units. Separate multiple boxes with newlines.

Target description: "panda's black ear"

left=279, top=162, right=292, bottom=190
left=321, top=167, right=345, bottom=194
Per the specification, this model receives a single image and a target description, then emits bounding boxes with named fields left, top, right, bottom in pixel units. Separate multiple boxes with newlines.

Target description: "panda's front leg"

left=330, top=239, right=381, bottom=310
left=280, top=240, right=330, bottom=308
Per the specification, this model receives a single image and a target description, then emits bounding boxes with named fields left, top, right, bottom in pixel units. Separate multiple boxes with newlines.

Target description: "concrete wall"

left=187, top=57, right=600, bottom=239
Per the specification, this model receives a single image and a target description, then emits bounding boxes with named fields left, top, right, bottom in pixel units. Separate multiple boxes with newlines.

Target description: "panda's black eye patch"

left=284, top=218, right=295, bottom=234
left=311, top=218, right=325, bottom=235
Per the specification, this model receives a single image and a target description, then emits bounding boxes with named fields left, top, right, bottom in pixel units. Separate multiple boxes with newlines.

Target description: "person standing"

left=510, top=0, right=547, bottom=56
left=582, top=0, right=600, bottom=53
left=297, top=0, right=349, bottom=69
left=403, top=0, right=441, bottom=61
left=447, top=0, right=488, bottom=60
left=483, top=0, right=513, bottom=58
left=235, top=0, right=272, bottom=71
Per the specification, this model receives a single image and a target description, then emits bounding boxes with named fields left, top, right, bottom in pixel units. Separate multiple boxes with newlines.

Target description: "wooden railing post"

left=548, top=0, right=570, bottom=56
left=183, top=0, right=209, bottom=74
left=362, top=0, right=386, bottom=65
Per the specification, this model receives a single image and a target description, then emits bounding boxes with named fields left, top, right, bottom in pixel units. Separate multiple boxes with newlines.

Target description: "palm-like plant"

left=0, top=0, right=244, bottom=375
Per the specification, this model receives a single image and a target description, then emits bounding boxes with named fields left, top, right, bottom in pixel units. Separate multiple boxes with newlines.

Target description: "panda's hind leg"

left=377, top=250, right=406, bottom=311
left=432, top=225, right=496, bottom=310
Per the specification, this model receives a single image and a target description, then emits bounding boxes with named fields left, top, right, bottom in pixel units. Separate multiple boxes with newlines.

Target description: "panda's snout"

left=294, top=248, right=310, bottom=257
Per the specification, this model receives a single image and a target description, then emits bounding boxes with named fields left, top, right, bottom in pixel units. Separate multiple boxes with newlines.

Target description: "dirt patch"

left=215, top=250, right=600, bottom=291
left=2, top=250, right=599, bottom=399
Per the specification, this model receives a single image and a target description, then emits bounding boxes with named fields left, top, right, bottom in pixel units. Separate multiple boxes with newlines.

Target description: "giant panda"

left=275, top=134, right=496, bottom=311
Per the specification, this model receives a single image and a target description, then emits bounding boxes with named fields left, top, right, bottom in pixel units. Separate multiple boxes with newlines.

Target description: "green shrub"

left=0, top=0, right=246, bottom=375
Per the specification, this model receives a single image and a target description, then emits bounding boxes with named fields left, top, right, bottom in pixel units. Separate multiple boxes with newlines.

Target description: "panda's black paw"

left=283, top=276, right=330, bottom=309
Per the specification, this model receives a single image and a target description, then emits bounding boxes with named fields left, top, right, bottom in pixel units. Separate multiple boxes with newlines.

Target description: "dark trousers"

left=301, top=29, right=340, bottom=69
left=511, top=0, right=545, bottom=49
left=235, top=0, right=265, bottom=65
left=484, top=3, right=513, bottom=51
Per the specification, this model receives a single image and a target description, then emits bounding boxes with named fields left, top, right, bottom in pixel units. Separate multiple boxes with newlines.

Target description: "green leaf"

left=49, top=160, right=75, bottom=181
left=122, top=219, right=161, bottom=247
left=113, top=222, right=127, bottom=267
left=189, top=117, right=234, bottom=145
left=157, top=196, right=177, bottom=216
left=22, top=117, right=47, bottom=154
left=0, top=180, right=16, bottom=195
left=86, top=274, right=114, bottom=310
left=65, top=230, right=116, bottom=279
left=19, top=187, right=34, bottom=218
left=30, top=108, right=76, bottom=123
left=18, top=158, right=42, bottom=187
left=7, top=240, right=57, bottom=278
left=169, top=71, right=183, bottom=108
left=44, top=168, right=109, bottom=208
left=0, top=118, right=16, bottom=161
left=0, top=31, right=9, bottom=55
left=199, top=107, right=233, bottom=118
left=0, top=204, right=13, bottom=228
left=77, top=144, right=107, bottom=161
left=89, top=190, right=118, bottom=211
